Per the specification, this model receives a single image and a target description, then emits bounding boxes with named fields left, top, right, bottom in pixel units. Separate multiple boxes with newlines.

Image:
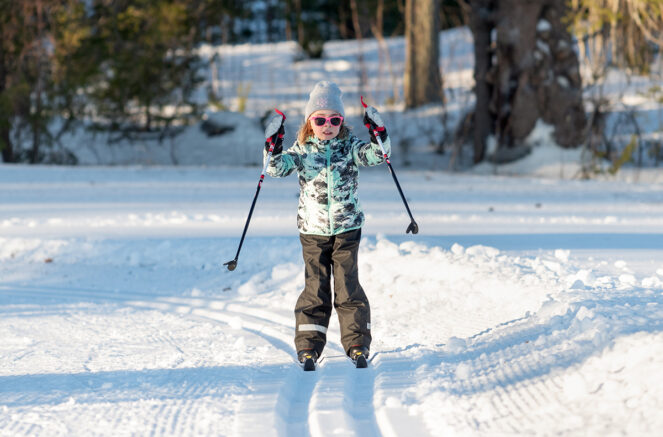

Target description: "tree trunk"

left=404, top=0, right=443, bottom=108
left=285, top=0, right=292, bottom=41
left=337, top=2, right=350, bottom=39
left=30, top=0, right=45, bottom=164
left=0, top=24, right=13, bottom=163
left=371, top=0, right=400, bottom=102
left=295, top=0, right=304, bottom=49
left=350, top=0, right=368, bottom=94
left=467, top=0, right=587, bottom=163
left=469, top=0, right=495, bottom=163
left=31, top=84, right=43, bottom=163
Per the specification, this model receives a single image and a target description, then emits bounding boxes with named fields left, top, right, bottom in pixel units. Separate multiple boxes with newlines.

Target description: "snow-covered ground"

left=2, top=164, right=663, bottom=436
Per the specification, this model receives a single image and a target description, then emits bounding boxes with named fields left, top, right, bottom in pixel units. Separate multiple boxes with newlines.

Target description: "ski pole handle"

left=260, top=109, right=286, bottom=182
left=361, top=96, right=390, bottom=161
left=372, top=130, right=389, bottom=161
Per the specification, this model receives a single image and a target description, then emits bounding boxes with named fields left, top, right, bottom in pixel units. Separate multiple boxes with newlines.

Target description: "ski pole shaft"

left=361, top=97, right=418, bottom=234
left=225, top=158, right=269, bottom=270
left=224, top=110, right=285, bottom=271
left=374, top=134, right=417, bottom=226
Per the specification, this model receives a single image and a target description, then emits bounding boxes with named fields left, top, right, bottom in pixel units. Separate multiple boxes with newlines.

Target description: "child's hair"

left=297, top=119, right=350, bottom=144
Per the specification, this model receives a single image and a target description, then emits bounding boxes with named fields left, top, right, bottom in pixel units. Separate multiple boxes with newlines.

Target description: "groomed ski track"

left=0, top=284, right=432, bottom=437
left=4, top=281, right=662, bottom=436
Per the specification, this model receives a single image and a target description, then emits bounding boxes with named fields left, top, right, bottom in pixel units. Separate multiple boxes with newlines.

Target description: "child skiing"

left=264, top=80, right=390, bottom=370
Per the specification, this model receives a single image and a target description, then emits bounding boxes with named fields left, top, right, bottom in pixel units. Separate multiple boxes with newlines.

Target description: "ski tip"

left=302, top=358, right=316, bottom=371
left=354, top=355, right=368, bottom=368
left=360, top=95, right=367, bottom=108
left=274, top=108, right=286, bottom=120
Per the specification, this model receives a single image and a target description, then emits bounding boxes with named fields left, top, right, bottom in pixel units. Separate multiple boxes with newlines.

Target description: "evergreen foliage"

left=0, top=1, right=91, bottom=163
left=81, top=1, right=204, bottom=135
left=0, top=0, right=251, bottom=163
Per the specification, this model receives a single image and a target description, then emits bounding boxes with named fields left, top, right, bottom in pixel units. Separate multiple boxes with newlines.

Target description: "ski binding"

left=298, top=350, right=318, bottom=371
left=349, top=347, right=369, bottom=368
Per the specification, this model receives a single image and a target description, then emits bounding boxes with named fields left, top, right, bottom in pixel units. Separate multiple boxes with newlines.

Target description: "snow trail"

left=2, top=166, right=663, bottom=436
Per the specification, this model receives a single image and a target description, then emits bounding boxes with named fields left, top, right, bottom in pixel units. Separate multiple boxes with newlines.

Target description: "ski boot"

left=348, top=346, right=369, bottom=368
left=297, top=349, right=318, bottom=371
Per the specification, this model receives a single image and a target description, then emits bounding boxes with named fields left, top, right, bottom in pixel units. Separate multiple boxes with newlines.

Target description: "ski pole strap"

left=365, top=124, right=385, bottom=133
left=267, top=130, right=284, bottom=147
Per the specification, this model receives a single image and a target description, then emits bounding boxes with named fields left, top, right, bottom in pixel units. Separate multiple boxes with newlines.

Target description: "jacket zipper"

left=326, top=144, right=334, bottom=234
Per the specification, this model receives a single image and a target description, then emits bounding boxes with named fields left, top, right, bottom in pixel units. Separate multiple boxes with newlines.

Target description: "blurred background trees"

left=0, top=0, right=661, bottom=165
left=566, top=0, right=663, bottom=172
left=0, top=0, right=69, bottom=163
left=0, top=0, right=241, bottom=163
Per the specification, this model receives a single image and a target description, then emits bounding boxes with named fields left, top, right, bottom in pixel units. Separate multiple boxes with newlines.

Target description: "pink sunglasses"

left=310, top=115, right=344, bottom=126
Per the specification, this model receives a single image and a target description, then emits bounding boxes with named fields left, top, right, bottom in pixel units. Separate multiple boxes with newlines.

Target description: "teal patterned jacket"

left=265, top=133, right=391, bottom=236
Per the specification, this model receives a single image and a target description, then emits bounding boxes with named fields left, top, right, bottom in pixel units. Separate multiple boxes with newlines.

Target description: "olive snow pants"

left=295, top=229, right=371, bottom=356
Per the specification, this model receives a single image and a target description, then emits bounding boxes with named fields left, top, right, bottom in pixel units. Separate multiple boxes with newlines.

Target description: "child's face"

left=309, top=110, right=343, bottom=141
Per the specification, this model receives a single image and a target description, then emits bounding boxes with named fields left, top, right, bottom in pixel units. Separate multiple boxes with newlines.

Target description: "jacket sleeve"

left=265, top=142, right=301, bottom=177
left=351, top=134, right=391, bottom=167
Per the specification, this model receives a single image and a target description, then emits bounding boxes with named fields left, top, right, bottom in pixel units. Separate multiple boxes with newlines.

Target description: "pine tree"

left=76, top=1, right=204, bottom=137
left=0, top=0, right=82, bottom=163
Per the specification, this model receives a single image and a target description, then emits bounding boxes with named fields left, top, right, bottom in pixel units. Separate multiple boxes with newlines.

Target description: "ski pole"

left=224, top=109, right=286, bottom=271
left=361, top=96, right=418, bottom=234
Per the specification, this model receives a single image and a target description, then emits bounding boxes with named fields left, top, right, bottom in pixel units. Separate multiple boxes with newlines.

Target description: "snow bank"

left=60, top=111, right=265, bottom=166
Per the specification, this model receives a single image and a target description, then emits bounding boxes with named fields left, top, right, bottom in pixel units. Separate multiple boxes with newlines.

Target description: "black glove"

left=265, top=125, right=285, bottom=155
left=363, top=108, right=388, bottom=143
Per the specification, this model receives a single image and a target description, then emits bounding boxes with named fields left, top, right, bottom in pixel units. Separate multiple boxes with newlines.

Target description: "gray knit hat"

left=304, top=81, right=345, bottom=120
